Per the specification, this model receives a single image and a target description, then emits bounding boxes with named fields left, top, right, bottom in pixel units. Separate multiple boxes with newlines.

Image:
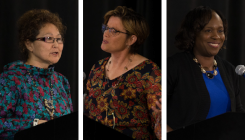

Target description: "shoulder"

left=133, top=59, right=161, bottom=78
left=167, top=51, right=192, bottom=71
left=53, top=71, right=70, bottom=85
left=168, top=51, right=191, bottom=63
left=215, top=55, right=235, bottom=72
left=0, top=69, right=23, bottom=82
left=94, top=57, right=109, bottom=68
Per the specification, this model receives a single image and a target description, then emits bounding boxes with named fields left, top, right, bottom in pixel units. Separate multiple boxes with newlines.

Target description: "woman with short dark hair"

left=167, top=6, right=244, bottom=132
left=84, top=6, right=161, bottom=140
left=0, top=9, right=73, bottom=139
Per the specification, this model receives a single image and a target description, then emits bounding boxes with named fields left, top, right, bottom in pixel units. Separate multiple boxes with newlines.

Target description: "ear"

left=25, top=39, right=34, bottom=52
left=126, top=35, right=137, bottom=46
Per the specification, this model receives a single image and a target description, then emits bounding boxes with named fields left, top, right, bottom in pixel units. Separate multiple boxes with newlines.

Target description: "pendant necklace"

left=104, top=54, right=134, bottom=90
left=193, top=58, right=218, bottom=79
left=103, top=54, right=134, bottom=128
left=27, top=71, right=55, bottom=120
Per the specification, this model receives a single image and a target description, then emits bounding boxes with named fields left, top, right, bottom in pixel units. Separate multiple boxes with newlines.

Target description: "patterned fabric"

left=84, top=57, right=161, bottom=140
left=0, top=61, right=73, bottom=139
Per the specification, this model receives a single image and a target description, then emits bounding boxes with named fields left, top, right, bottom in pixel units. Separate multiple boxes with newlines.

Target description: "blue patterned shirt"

left=0, top=61, right=73, bottom=139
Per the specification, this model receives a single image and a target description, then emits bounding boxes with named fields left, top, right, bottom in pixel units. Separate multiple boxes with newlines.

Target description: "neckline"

left=103, top=57, right=150, bottom=81
left=204, top=67, right=219, bottom=72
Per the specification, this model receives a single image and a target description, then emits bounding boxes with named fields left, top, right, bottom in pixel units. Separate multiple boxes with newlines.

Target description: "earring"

left=127, top=45, right=130, bottom=49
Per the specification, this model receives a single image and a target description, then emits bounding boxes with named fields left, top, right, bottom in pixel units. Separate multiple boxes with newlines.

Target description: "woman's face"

left=194, top=11, right=225, bottom=57
left=27, top=23, right=63, bottom=66
left=101, top=16, right=129, bottom=53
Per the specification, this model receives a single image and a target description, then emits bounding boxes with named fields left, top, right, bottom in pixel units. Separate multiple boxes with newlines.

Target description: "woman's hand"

left=167, top=125, right=173, bottom=132
left=152, top=98, right=161, bottom=116
left=38, top=120, right=47, bottom=125
left=152, top=98, right=162, bottom=140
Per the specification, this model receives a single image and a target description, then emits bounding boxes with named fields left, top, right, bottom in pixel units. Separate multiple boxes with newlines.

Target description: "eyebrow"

left=205, top=26, right=224, bottom=29
left=43, top=33, right=61, bottom=36
left=107, top=24, right=121, bottom=31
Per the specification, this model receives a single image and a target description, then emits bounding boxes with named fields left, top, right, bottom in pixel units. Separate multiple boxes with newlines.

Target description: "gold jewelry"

left=104, top=106, right=115, bottom=129
left=105, top=54, right=134, bottom=89
left=193, top=58, right=218, bottom=79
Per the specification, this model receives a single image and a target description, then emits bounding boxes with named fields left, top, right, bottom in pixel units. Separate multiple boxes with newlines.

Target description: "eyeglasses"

left=102, top=24, right=128, bottom=36
left=35, top=37, right=64, bottom=44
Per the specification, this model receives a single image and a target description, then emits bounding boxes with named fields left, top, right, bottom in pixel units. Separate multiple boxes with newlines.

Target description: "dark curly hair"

left=104, top=6, right=149, bottom=54
left=18, top=9, right=66, bottom=61
left=175, top=6, right=227, bottom=51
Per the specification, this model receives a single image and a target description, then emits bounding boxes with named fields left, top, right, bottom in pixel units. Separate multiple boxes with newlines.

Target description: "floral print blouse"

left=0, top=61, right=73, bottom=139
left=84, top=57, right=161, bottom=140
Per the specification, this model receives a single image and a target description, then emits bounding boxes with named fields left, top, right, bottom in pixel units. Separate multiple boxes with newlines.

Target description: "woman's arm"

left=0, top=76, right=33, bottom=137
left=145, top=66, right=161, bottom=139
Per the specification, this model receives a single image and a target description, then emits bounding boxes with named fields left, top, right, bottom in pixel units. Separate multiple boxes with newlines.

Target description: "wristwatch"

left=33, top=118, right=39, bottom=126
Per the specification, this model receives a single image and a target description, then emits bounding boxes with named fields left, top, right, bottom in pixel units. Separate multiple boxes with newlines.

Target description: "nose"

left=103, top=29, right=110, bottom=37
left=211, top=31, right=221, bottom=39
left=53, top=39, right=59, bottom=48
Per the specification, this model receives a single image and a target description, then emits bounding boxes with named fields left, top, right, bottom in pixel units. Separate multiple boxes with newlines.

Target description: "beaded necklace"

left=193, top=58, right=218, bottom=79
left=27, top=70, right=55, bottom=120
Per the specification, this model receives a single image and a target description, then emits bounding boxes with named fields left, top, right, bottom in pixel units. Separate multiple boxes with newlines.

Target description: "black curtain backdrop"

left=0, top=0, right=78, bottom=111
left=83, top=1, right=161, bottom=139
left=83, top=0, right=162, bottom=87
left=168, top=0, right=245, bottom=107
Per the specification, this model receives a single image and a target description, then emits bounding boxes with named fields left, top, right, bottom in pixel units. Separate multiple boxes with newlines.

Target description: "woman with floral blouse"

left=0, top=9, right=73, bottom=139
left=84, top=6, right=161, bottom=140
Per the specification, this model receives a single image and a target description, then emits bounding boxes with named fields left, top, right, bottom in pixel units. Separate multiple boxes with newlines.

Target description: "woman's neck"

left=25, top=59, right=49, bottom=69
left=110, top=51, right=134, bottom=67
left=194, top=54, right=215, bottom=71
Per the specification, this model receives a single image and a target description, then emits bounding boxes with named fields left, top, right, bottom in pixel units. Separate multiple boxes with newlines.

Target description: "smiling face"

left=101, top=16, right=129, bottom=53
left=26, top=23, right=63, bottom=68
left=193, top=11, right=225, bottom=57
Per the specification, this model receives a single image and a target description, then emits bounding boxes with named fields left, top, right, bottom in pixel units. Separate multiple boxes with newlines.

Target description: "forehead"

left=107, top=16, right=125, bottom=30
left=38, top=23, right=61, bottom=36
left=205, top=11, right=223, bottom=27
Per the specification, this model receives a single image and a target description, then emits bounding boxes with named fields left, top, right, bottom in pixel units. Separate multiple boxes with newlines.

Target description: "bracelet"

left=33, top=118, right=39, bottom=126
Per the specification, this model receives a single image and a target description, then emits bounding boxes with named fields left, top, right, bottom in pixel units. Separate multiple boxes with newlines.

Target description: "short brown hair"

left=104, top=6, right=149, bottom=54
left=18, top=9, right=66, bottom=61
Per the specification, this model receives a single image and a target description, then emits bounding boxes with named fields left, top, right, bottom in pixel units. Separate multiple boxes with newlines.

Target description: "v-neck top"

left=84, top=57, right=161, bottom=140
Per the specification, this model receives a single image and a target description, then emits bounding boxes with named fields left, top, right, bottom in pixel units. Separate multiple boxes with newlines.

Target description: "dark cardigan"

left=167, top=52, right=244, bottom=130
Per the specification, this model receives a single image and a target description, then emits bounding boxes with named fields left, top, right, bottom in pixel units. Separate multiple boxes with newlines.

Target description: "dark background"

left=168, top=0, right=245, bottom=107
left=0, top=0, right=78, bottom=111
left=83, top=0, right=162, bottom=85
left=83, top=0, right=161, bottom=139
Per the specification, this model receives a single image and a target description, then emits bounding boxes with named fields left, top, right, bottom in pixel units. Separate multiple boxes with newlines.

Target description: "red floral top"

left=84, top=57, right=161, bottom=140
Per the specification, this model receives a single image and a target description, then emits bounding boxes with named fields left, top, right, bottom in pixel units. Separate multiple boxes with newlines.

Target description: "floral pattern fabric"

left=84, top=57, right=161, bottom=140
left=0, top=61, right=73, bottom=139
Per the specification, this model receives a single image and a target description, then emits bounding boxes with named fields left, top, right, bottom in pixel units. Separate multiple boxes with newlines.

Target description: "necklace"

left=104, top=55, right=134, bottom=89
left=27, top=71, right=55, bottom=120
left=103, top=55, right=134, bottom=128
left=193, top=58, right=218, bottom=79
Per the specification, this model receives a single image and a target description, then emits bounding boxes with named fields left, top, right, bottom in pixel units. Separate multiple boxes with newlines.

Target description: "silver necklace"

left=27, top=71, right=55, bottom=120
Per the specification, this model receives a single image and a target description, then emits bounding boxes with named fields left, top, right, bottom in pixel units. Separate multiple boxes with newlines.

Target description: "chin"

left=50, top=59, right=60, bottom=65
left=101, top=45, right=110, bottom=53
